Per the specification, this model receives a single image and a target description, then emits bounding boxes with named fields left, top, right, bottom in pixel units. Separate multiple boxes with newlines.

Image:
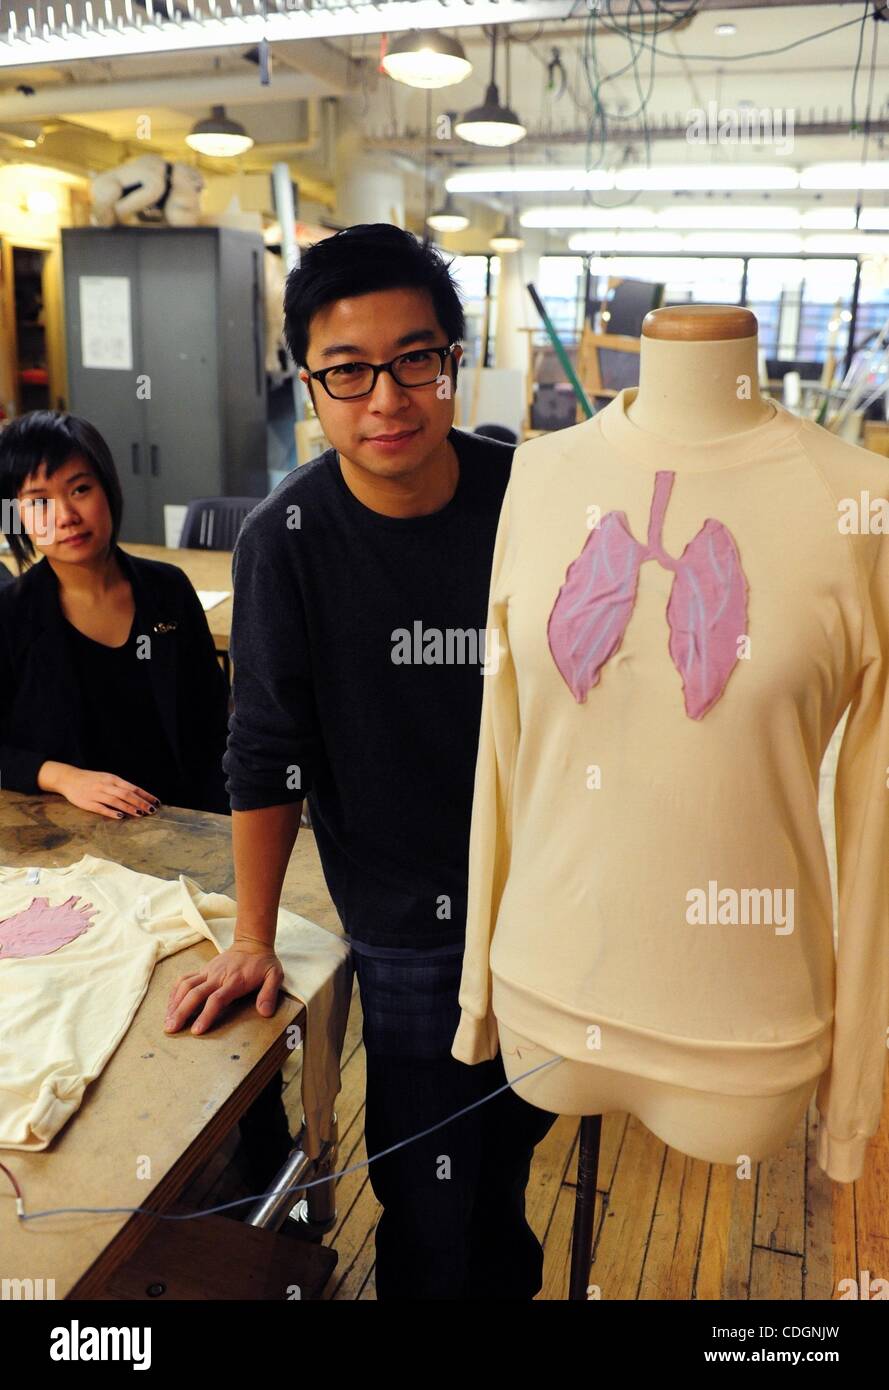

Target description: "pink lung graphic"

left=545, top=511, right=646, bottom=702
left=548, top=471, right=748, bottom=719
left=666, top=518, right=748, bottom=718
left=0, top=895, right=98, bottom=958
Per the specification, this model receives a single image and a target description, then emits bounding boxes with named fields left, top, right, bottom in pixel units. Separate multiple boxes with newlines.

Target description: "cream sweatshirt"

left=451, top=387, right=889, bottom=1184
left=0, top=853, right=349, bottom=1157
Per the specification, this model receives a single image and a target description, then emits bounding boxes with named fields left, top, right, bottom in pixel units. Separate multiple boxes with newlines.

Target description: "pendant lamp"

left=186, top=106, right=254, bottom=157
left=382, top=30, right=472, bottom=89
left=427, top=193, right=470, bottom=233
left=490, top=213, right=525, bottom=253
left=455, top=29, right=525, bottom=147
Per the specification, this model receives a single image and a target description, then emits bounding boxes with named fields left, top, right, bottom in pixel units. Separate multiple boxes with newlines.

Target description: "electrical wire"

left=0, top=1160, right=23, bottom=1203
left=483, top=20, right=546, bottom=46
left=576, top=0, right=662, bottom=207
left=554, top=0, right=882, bottom=215
left=1, top=1053, right=565, bottom=1224
left=593, top=6, right=874, bottom=64
left=473, top=0, right=860, bottom=181
left=849, top=1, right=872, bottom=127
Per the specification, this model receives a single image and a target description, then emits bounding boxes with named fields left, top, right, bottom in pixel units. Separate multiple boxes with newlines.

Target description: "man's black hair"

left=283, top=223, right=466, bottom=368
left=0, top=410, right=123, bottom=571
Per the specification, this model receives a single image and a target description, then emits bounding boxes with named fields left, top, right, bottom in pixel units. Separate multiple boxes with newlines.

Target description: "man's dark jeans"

left=351, top=937, right=558, bottom=1301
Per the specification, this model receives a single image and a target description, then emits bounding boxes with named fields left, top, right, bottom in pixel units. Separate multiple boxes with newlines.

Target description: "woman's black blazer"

left=0, top=544, right=231, bottom=815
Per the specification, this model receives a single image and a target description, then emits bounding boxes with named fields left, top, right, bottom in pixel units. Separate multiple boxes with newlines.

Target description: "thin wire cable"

left=856, top=3, right=880, bottom=161
left=574, top=0, right=876, bottom=212
left=8, top=1053, right=566, bottom=1223
left=577, top=1, right=654, bottom=209
left=849, top=0, right=871, bottom=127
left=594, top=8, right=871, bottom=64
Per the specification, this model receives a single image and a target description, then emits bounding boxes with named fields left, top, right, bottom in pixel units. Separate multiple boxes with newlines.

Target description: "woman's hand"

left=164, top=939, right=284, bottom=1036
left=40, top=761, right=160, bottom=819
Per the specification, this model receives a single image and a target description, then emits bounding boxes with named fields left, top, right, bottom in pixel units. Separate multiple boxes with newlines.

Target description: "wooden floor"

left=179, top=970, right=889, bottom=1302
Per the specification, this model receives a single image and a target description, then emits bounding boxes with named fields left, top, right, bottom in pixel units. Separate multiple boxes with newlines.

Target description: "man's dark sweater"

left=223, top=426, right=514, bottom=949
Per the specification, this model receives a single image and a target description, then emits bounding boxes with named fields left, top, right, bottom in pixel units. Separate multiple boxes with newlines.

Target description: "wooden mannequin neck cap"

left=641, top=305, right=758, bottom=342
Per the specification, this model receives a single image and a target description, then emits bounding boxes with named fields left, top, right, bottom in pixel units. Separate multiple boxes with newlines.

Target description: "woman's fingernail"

left=117, top=812, right=125, bottom=819
left=148, top=806, right=156, bottom=814
left=137, top=810, right=144, bottom=816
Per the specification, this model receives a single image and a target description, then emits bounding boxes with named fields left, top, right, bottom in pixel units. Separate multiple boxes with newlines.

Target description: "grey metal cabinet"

left=62, top=226, right=267, bottom=544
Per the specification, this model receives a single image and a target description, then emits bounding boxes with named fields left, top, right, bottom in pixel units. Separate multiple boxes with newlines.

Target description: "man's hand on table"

left=164, top=938, right=284, bottom=1035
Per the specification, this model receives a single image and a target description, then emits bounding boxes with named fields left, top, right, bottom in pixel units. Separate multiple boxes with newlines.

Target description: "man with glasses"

left=165, top=223, right=557, bottom=1300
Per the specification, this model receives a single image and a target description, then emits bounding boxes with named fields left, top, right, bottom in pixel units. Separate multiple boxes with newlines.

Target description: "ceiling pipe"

left=0, top=65, right=347, bottom=123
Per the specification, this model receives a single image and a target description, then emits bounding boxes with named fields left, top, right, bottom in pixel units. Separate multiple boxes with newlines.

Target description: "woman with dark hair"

left=0, top=409, right=294, bottom=1187
left=0, top=409, right=230, bottom=817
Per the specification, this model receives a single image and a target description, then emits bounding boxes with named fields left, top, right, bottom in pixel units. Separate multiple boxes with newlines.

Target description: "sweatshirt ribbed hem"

left=483, top=970, right=833, bottom=1096
left=451, top=987, right=870, bottom=1185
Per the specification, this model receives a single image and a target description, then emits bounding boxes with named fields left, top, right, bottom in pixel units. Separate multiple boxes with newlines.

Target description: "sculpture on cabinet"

left=90, top=155, right=204, bottom=229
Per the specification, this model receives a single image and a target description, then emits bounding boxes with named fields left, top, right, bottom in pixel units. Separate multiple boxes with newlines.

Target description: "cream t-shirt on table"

left=0, top=852, right=350, bottom=1159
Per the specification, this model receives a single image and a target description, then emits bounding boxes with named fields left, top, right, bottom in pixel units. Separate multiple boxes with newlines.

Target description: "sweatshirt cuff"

left=451, top=1008, right=500, bottom=1065
left=816, top=1123, right=870, bottom=1183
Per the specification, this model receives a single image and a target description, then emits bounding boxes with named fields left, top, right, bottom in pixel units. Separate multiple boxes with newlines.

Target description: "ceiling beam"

left=0, top=1, right=574, bottom=69
left=0, top=0, right=868, bottom=71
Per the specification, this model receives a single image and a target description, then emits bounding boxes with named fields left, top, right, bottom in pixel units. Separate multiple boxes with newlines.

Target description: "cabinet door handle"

left=131, top=442, right=141, bottom=475
left=149, top=444, right=159, bottom=476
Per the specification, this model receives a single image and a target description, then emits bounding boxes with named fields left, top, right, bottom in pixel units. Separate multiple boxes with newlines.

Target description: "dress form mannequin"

left=497, top=304, right=816, bottom=1167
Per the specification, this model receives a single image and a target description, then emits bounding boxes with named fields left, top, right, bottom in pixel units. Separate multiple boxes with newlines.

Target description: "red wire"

left=0, top=1160, right=23, bottom=1202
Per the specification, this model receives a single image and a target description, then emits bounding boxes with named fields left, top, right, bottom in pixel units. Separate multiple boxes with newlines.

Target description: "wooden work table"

left=0, top=543, right=234, bottom=655
left=120, top=543, right=233, bottom=654
left=0, top=789, right=344, bottom=1299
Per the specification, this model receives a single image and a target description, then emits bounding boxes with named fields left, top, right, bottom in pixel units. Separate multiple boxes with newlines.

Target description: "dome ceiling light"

left=381, top=30, right=472, bottom=89
left=456, top=28, right=525, bottom=148
left=490, top=213, right=524, bottom=253
left=186, top=106, right=254, bottom=158
left=427, top=193, right=470, bottom=233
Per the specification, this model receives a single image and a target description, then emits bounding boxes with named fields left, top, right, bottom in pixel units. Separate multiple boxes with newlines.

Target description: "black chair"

left=179, top=498, right=260, bottom=686
left=474, top=422, right=519, bottom=446
left=179, top=497, right=260, bottom=552
left=765, top=358, right=823, bottom=384
left=531, top=384, right=577, bottom=432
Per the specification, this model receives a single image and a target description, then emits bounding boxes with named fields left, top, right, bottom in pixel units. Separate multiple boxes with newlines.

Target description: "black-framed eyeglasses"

left=307, top=343, right=459, bottom=400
